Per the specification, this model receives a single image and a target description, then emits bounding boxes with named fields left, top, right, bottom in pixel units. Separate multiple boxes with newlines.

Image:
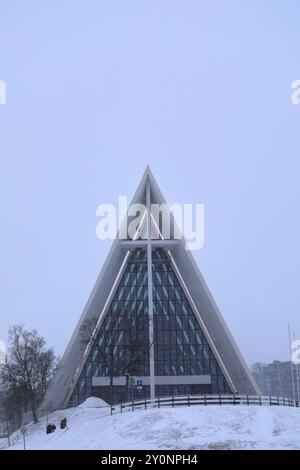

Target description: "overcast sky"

left=0, top=1, right=300, bottom=365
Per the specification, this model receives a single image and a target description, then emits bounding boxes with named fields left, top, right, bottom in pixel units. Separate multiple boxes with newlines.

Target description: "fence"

left=1, top=393, right=298, bottom=449
left=111, top=394, right=299, bottom=415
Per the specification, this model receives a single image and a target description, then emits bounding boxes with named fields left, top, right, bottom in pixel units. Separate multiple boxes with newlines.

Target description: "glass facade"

left=69, top=248, right=231, bottom=406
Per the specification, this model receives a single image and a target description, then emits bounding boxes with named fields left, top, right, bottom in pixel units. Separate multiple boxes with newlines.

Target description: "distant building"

left=252, top=361, right=300, bottom=401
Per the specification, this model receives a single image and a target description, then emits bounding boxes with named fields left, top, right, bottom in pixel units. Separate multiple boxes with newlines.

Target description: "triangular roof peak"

left=128, top=166, right=169, bottom=213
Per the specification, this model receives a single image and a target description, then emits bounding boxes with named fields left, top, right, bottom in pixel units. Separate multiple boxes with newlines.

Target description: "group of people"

left=46, top=418, right=67, bottom=434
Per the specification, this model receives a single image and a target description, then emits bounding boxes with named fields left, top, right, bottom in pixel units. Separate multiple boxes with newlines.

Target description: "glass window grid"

left=69, top=248, right=231, bottom=406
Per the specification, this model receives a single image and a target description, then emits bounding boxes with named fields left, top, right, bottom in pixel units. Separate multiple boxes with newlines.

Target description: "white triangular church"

left=44, top=167, right=259, bottom=409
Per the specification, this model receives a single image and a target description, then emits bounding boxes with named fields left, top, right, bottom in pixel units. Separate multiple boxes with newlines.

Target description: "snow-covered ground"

left=1, top=397, right=300, bottom=450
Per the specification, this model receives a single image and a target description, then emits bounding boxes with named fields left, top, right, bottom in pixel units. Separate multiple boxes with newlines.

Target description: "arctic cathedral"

left=44, top=168, right=259, bottom=409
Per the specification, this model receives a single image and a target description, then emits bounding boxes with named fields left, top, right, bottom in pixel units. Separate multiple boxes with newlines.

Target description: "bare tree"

left=80, top=316, right=99, bottom=348
left=0, top=385, right=24, bottom=432
left=80, top=310, right=148, bottom=404
left=0, top=325, right=57, bottom=424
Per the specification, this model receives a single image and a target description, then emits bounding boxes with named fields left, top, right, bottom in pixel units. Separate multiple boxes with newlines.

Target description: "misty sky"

left=0, top=1, right=300, bottom=366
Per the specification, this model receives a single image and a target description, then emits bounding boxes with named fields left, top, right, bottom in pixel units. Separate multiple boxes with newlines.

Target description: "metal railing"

left=1, top=394, right=298, bottom=450
left=110, top=394, right=299, bottom=415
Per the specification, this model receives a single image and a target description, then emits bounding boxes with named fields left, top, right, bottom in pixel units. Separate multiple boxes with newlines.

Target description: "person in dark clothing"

left=60, top=418, right=67, bottom=429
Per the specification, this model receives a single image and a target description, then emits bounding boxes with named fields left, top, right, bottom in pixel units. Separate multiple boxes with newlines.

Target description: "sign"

left=136, top=379, right=143, bottom=390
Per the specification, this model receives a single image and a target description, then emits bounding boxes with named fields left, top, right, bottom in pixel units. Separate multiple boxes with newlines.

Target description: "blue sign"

left=136, top=379, right=143, bottom=389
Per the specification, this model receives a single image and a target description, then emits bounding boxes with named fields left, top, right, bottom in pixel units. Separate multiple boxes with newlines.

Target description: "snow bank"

left=78, top=397, right=109, bottom=409
left=1, top=403, right=300, bottom=450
